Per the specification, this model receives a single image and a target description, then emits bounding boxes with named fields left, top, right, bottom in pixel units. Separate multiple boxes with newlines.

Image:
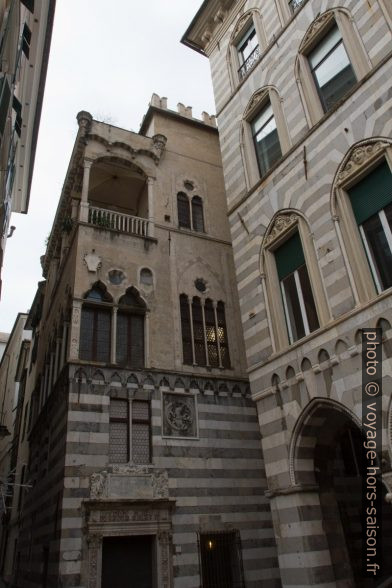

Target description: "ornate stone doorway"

left=84, top=500, right=173, bottom=588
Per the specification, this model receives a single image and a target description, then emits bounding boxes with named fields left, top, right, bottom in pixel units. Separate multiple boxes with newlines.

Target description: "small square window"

left=199, top=530, right=245, bottom=588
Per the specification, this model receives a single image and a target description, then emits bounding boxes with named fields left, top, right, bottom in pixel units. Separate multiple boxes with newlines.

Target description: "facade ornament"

left=244, top=89, right=269, bottom=119
left=337, top=141, right=388, bottom=184
left=299, top=11, right=335, bottom=53
left=151, top=134, right=167, bottom=161
left=233, top=12, right=252, bottom=40
left=84, top=250, right=102, bottom=273
left=90, top=472, right=107, bottom=499
left=264, top=214, right=299, bottom=246
left=152, top=470, right=169, bottom=498
left=165, top=396, right=193, bottom=433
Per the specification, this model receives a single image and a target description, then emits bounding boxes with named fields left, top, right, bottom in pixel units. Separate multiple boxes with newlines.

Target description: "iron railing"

left=289, top=0, right=305, bottom=13
left=238, top=45, right=260, bottom=80
left=88, top=206, right=150, bottom=237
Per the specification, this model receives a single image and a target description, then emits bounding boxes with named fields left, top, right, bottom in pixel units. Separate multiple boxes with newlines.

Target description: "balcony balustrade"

left=238, top=45, right=261, bottom=81
left=88, top=206, right=151, bottom=237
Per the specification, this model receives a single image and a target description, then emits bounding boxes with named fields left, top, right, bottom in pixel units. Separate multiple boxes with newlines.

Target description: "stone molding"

left=336, top=141, right=389, bottom=185
left=89, top=467, right=169, bottom=500
left=264, top=214, right=299, bottom=247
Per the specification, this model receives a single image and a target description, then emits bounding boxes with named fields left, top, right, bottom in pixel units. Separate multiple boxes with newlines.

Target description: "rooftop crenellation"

left=149, top=93, right=216, bottom=127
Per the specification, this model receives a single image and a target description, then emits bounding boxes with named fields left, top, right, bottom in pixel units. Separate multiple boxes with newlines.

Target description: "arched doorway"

left=291, top=399, right=392, bottom=587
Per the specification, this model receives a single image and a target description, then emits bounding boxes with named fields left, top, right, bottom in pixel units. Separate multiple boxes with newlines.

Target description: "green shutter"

left=348, top=161, right=392, bottom=225
left=275, top=232, right=305, bottom=280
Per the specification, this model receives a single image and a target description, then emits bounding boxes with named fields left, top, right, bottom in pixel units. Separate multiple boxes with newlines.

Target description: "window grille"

left=198, top=530, right=245, bottom=588
left=80, top=307, right=111, bottom=362
left=192, top=297, right=207, bottom=365
left=205, top=299, right=219, bottom=367
left=180, top=294, right=193, bottom=364
left=109, top=399, right=151, bottom=464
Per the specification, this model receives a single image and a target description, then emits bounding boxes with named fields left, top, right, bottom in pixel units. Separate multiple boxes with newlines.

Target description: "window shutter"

left=348, top=161, right=392, bottom=224
left=275, top=232, right=305, bottom=280
left=192, top=196, right=205, bottom=232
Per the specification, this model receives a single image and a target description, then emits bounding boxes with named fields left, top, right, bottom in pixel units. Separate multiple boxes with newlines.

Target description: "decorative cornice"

left=337, top=141, right=389, bottom=184
left=243, top=88, right=269, bottom=120
left=264, top=214, right=299, bottom=247
left=299, top=11, right=335, bottom=53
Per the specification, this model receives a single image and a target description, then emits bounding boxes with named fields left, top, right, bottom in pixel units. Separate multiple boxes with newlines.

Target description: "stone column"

left=110, top=307, right=117, bottom=365
left=147, top=177, right=155, bottom=237
left=79, top=159, right=93, bottom=223
left=69, top=300, right=82, bottom=361
left=144, top=311, right=150, bottom=368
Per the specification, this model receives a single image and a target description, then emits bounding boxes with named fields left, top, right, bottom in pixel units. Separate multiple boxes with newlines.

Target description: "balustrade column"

left=147, top=177, right=155, bottom=237
left=79, top=158, right=93, bottom=222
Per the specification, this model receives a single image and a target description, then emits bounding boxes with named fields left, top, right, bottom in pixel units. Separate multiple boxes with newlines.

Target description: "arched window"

left=191, top=196, right=205, bottom=232
left=116, top=289, right=146, bottom=367
left=296, top=10, right=370, bottom=126
left=261, top=213, right=330, bottom=350
left=179, top=295, right=231, bottom=368
left=228, top=10, right=267, bottom=87
left=243, top=87, right=291, bottom=185
left=177, top=192, right=191, bottom=229
left=80, top=284, right=112, bottom=362
left=333, top=142, right=392, bottom=303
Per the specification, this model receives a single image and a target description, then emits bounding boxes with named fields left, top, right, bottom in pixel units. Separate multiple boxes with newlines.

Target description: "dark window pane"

left=281, top=273, right=305, bottom=342
left=178, top=192, right=191, bottom=229
left=20, top=0, right=34, bottom=12
left=22, top=24, right=32, bottom=58
left=180, top=295, right=193, bottom=364
left=192, top=196, right=205, bottom=232
left=205, top=299, right=219, bottom=367
left=80, top=307, right=110, bottom=362
left=298, top=264, right=319, bottom=333
left=116, top=313, right=144, bottom=367
left=362, top=213, right=392, bottom=290
left=0, top=76, right=11, bottom=136
left=217, top=301, right=231, bottom=368
left=192, top=297, right=206, bottom=366
left=309, top=26, right=356, bottom=112
left=237, top=27, right=258, bottom=63
left=385, top=202, right=392, bottom=233
left=252, top=104, right=282, bottom=176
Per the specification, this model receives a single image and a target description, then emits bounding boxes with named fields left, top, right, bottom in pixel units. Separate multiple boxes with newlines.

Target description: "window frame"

left=228, top=11, right=266, bottom=88
left=109, top=397, right=151, bottom=465
left=334, top=145, right=392, bottom=303
left=177, top=191, right=206, bottom=233
left=296, top=10, right=371, bottom=127
left=243, top=88, right=291, bottom=186
left=179, top=294, right=231, bottom=369
left=261, top=214, right=330, bottom=351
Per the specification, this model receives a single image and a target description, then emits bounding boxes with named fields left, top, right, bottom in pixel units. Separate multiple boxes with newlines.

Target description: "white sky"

left=0, top=0, right=215, bottom=333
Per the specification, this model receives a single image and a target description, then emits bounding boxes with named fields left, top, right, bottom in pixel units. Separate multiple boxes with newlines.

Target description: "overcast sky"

left=0, top=0, right=215, bottom=333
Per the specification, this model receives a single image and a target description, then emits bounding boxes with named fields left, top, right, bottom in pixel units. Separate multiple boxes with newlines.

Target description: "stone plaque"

left=109, top=475, right=153, bottom=499
left=162, top=392, right=197, bottom=438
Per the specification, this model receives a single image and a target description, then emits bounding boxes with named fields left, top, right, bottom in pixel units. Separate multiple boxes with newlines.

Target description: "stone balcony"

left=88, top=206, right=152, bottom=238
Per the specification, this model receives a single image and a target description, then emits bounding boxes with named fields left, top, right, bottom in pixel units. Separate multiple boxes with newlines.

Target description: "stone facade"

left=7, top=100, right=280, bottom=586
left=184, top=0, right=392, bottom=586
